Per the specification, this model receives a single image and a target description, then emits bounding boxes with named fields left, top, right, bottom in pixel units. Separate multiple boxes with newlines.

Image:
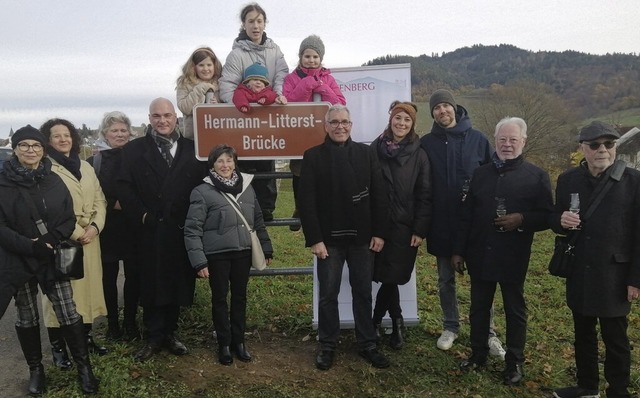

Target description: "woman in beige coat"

left=40, top=118, right=108, bottom=369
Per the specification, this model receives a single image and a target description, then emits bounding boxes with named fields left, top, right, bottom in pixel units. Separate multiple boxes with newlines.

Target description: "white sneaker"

left=436, top=330, right=457, bottom=350
left=488, top=336, right=506, bottom=360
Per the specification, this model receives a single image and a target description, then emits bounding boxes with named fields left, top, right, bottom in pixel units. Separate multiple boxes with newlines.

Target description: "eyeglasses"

left=327, top=120, right=352, bottom=128
left=17, top=143, right=44, bottom=152
left=583, top=141, right=616, bottom=150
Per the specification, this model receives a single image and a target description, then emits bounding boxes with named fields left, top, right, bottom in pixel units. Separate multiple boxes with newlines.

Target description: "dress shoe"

left=503, top=363, right=524, bottom=385
left=122, top=324, right=141, bottom=342
left=51, top=345, right=73, bottom=370
left=358, top=347, right=390, bottom=369
left=134, top=343, right=161, bottom=362
left=165, top=334, right=188, bottom=356
left=105, top=322, right=123, bottom=341
left=218, top=346, right=233, bottom=365
left=289, top=209, right=301, bottom=231
left=86, top=335, right=109, bottom=356
left=233, top=343, right=251, bottom=362
left=459, top=354, right=487, bottom=372
left=315, top=350, right=334, bottom=370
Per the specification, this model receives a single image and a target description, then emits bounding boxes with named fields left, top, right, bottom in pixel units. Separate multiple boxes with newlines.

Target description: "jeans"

left=436, top=256, right=497, bottom=337
left=573, top=312, right=630, bottom=397
left=317, top=243, right=376, bottom=351
left=469, top=278, right=526, bottom=363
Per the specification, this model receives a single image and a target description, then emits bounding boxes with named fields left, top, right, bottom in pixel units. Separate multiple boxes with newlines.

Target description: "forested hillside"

left=365, top=44, right=640, bottom=118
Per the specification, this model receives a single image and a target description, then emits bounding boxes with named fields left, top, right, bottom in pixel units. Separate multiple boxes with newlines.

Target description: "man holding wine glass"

left=550, top=121, right=640, bottom=398
left=451, top=117, right=553, bottom=386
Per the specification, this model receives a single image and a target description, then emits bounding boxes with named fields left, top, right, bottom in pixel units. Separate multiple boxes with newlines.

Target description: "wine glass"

left=569, top=193, right=580, bottom=230
left=495, top=197, right=506, bottom=232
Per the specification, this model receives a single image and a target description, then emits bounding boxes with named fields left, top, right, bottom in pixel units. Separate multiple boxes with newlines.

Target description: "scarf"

left=491, top=152, right=506, bottom=170
left=326, top=137, right=368, bottom=239
left=209, top=170, right=243, bottom=195
left=377, top=134, right=410, bottom=159
left=3, top=156, right=48, bottom=186
left=46, top=146, right=82, bottom=180
left=151, top=129, right=179, bottom=166
left=236, top=30, right=267, bottom=45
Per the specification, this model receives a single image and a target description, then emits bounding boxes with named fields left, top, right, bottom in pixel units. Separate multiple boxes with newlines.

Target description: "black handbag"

left=53, top=239, right=84, bottom=280
left=548, top=235, right=577, bottom=278
left=548, top=160, right=625, bottom=278
left=19, top=188, right=84, bottom=281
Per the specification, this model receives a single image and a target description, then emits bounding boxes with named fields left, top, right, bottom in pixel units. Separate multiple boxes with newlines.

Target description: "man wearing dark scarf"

left=299, top=105, right=390, bottom=371
left=117, top=98, right=208, bottom=362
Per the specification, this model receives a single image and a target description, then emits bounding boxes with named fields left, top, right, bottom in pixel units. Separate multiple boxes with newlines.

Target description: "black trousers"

left=373, top=283, right=401, bottom=321
left=102, top=259, right=140, bottom=325
left=470, top=278, right=527, bottom=364
left=237, top=160, right=277, bottom=212
left=572, top=311, right=630, bottom=397
left=142, top=303, right=180, bottom=345
left=207, top=253, right=252, bottom=346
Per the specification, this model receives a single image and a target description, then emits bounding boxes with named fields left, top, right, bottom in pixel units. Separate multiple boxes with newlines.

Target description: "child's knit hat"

left=242, top=63, right=270, bottom=86
left=298, top=35, right=325, bottom=62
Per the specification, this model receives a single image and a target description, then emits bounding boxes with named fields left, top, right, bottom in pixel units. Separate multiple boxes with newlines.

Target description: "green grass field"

left=38, top=177, right=640, bottom=398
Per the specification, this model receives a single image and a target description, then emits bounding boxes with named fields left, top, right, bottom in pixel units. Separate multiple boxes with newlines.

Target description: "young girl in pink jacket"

left=283, top=35, right=346, bottom=230
left=283, top=35, right=345, bottom=105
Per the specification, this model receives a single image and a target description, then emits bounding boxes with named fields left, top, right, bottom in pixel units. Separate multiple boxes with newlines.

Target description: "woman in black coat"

left=87, top=111, right=140, bottom=341
left=371, top=101, right=432, bottom=349
left=0, top=126, right=98, bottom=395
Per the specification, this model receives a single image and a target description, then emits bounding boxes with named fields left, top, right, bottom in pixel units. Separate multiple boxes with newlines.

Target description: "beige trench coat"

left=43, top=158, right=107, bottom=326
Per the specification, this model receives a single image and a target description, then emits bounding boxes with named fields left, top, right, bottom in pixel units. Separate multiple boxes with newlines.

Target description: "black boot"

left=84, top=324, right=108, bottom=355
left=15, top=325, right=46, bottom=396
left=389, top=318, right=405, bottom=350
left=61, top=319, right=99, bottom=395
left=47, top=327, right=73, bottom=370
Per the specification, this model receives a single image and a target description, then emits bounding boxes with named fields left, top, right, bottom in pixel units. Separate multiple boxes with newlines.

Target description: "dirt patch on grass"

left=156, top=331, right=405, bottom=398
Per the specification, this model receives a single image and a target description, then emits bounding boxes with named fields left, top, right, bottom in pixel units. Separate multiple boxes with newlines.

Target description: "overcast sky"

left=1, top=0, right=638, bottom=139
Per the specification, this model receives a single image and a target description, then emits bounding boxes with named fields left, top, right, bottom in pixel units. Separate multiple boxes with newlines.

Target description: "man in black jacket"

left=118, top=98, right=207, bottom=362
left=299, top=105, right=390, bottom=370
left=452, top=117, right=553, bottom=385
left=551, top=121, right=640, bottom=398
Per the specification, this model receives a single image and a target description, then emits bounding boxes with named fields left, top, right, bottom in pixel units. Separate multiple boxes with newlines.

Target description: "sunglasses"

left=583, top=141, right=616, bottom=150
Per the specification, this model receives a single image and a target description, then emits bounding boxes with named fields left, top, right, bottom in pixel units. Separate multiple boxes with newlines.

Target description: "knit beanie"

left=389, top=102, right=417, bottom=126
left=298, top=35, right=325, bottom=62
left=242, top=63, right=270, bottom=86
left=429, top=89, right=457, bottom=116
left=11, top=125, right=46, bottom=149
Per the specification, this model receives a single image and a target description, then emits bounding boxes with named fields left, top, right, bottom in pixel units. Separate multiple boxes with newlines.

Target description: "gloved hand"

left=32, top=239, right=54, bottom=259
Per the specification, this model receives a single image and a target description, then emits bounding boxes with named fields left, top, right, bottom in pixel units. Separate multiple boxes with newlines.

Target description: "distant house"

left=616, top=127, right=640, bottom=169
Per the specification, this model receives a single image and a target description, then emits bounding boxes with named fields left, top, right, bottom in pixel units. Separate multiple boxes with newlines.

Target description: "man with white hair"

left=452, top=117, right=553, bottom=385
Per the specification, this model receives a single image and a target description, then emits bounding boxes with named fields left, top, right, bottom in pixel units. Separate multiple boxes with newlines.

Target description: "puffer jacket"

left=219, top=34, right=289, bottom=103
left=184, top=173, right=273, bottom=271
left=283, top=66, right=346, bottom=105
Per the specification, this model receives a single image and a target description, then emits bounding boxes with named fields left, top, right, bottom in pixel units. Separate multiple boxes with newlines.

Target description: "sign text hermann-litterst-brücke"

left=193, top=103, right=330, bottom=160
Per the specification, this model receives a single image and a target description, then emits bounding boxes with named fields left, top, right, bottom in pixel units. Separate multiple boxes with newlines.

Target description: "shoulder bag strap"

left=92, top=152, right=102, bottom=175
left=17, top=187, right=49, bottom=236
left=566, top=160, right=625, bottom=246
left=222, top=192, right=253, bottom=233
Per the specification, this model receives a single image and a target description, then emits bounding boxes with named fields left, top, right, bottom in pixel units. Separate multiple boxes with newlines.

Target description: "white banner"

left=332, top=63, right=412, bottom=144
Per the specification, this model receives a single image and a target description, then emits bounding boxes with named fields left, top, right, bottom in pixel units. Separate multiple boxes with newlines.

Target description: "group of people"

left=0, top=2, right=638, bottom=398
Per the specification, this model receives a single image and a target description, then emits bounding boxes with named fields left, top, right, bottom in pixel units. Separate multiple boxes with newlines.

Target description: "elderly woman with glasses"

left=0, top=126, right=99, bottom=395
